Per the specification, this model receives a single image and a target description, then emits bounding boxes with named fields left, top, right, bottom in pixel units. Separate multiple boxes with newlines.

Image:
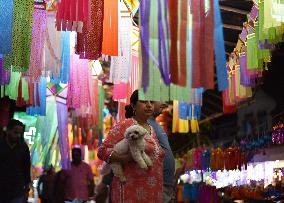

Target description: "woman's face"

left=132, top=100, right=154, bottom=119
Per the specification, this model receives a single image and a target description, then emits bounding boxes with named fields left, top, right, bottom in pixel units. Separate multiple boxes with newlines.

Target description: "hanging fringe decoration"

left=26, top=77, right=47, bottom=116
left=168, top=0, right=188, bottom=86
left=214, top=0, right=228, bottom=91
left=56, top=0, right=89, bottom=32
left=24, top=7, right=47, bottom=80
left=102, top=0, right=119, bottom=56
left=59, top=31, right=70, bottom=83
left=44, top=12, right=62, bottom=77
left=172, top=100, right=189, bottom=133
left=0, top=56, right=10, bottom=85
left=140, top=0, right=151, bottom=92
left=191, top=0, right=214, bottom=89
left=0, top=0, right=13, bottom=55
left=57, top=102, right=70, bottom=169
left=4, top=0, right=34, bottom=72
left=67, top=55, right=91, bottom=109
left=76, top=0, right=104, bottom=60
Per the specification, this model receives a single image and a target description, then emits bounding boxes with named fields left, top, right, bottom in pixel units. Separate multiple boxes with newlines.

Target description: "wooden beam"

left=220, top=5, right=249, bottom=15
left=223, top=23, right=243, bottom=31
left=199, top=112, right=224, bottom=124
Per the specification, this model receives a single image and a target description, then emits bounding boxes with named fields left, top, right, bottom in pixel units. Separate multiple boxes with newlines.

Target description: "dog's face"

left=125, top=125, right=148, bottom=141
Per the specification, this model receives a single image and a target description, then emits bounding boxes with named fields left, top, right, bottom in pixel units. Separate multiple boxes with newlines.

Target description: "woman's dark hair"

left=125, top=90, right=139, bottom=118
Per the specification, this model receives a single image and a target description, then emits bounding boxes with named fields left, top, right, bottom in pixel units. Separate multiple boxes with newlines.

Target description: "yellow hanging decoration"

left=172, top=100, right=189, bottom=133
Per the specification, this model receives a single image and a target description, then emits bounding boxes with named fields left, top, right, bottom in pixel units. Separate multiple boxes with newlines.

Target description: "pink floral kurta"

left=98, top=118, right=164, bottom=203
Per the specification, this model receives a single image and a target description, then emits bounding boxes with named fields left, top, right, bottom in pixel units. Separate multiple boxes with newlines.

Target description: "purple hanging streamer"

left=240, top=28, right=248, bottom=42
left=0, top=56, right=10, bottom=85
left=140, top=0, right=151, bottom=92
left=239, top=50, right=262, bottom=87
left=56, top=102, right=71, bottom=169
left=250, top=5, right=259, bottom=21
left=259, top=39, right=274, bottom=49
left=239, top=53, right=251, bottom=87
left=157, top=0, right=171, bottom=85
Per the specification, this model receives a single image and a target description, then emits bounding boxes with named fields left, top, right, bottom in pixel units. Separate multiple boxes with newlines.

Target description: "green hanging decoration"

left=5, top=70, right=21, bottom=100
left=0, top=86, right=4, bottom=98
left=4, top=0, right=34, bottom=71
left=35, top=99, right=58, bottom=166
left=98, top=82, right=105, bottom=130
left=139, top=0, right=192, bottom=102
left=258, top=0, right=266, bottom=42
left=21, top=78, right=29, bottom=101
left=247, top=33, right=259, bottom=70
left=139, top=0, right=168, bottom=101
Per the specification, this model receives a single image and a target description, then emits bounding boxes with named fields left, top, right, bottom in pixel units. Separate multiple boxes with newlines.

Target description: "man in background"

left=0, top=119, right=31, bottom=203
left=64, top=147, right=94, bottom=203
left=37, top=165, right=56, bottom=203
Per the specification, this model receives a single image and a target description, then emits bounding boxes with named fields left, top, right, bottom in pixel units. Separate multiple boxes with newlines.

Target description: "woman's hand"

left=119, top=153, right=133, bottom=164
left=109, top=151, right=133, bottom=164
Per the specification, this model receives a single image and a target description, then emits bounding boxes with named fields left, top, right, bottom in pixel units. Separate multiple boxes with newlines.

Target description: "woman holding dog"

left=98, top=90, right=165, bottom=203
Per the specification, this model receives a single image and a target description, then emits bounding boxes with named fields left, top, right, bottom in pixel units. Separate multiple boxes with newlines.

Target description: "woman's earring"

left=133, top=109, right=136, bottom=116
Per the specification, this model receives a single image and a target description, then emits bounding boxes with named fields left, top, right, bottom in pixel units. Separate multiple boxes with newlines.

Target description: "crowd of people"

left=0, top=90, right=177, bottom=203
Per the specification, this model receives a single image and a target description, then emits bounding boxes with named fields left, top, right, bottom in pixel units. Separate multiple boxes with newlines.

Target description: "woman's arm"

left=107, top=151, right=133, bottom=164
left=97, top=120, right=132, bottom=163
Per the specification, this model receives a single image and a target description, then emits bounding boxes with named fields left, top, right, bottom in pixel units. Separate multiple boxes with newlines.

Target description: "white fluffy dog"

left=101, top=125, right=153, bottom=182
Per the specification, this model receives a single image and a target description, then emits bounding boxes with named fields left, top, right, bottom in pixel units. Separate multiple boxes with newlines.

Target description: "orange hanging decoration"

left=102, top=0, right=119, bottom=56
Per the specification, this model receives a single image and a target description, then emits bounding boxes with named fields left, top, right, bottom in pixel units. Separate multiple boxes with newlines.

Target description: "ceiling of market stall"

left=101, top=0, right=284, bottom=139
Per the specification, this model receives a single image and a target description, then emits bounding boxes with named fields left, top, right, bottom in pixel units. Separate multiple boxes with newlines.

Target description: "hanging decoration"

left=44, top=12, right=62, bottom=77
left=169, top=0, right=188, bottom=87
left=59, top=31, right=70, bottom=83
left=102, top=0, right=119, bottom=56
left=4, top=0, right=34, bottom=72
left=213, top=0, right=228, bottom=91
left=26, top=77, right=47, bottom=116
left=0, top=55, right=10, bottom=85
left=110, top=2, right=133, bottom=101
left=15, top=77, right=29, bottom=107
left=222, top=0, right=284, bottom=112
left=172, top=100, right=190, bottom=133
left=56, top=0, right=89, bottom=32
left=138, top=0, right=193, bottom=102
left=76, top=0, right=104, bottom=60
left=0, top=0, right=14, bottom=55
left=191, top=0, right=214, bottom=89
left=272, top=122, right=284, bottom=145
left=23, top=6, right=47, bottom=80
left=67, top=54, right=91, bottom=109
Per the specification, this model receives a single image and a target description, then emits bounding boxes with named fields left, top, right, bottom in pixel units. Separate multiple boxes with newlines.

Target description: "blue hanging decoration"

left=60, top=31, right=70, bottom=84
left=0, top=0, right=14, bottom=55
left=26, top=77, right=46, bottom=116
left=178, top=102, right=189, bottom=120
left=213, top=0, right=228, bottom=91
